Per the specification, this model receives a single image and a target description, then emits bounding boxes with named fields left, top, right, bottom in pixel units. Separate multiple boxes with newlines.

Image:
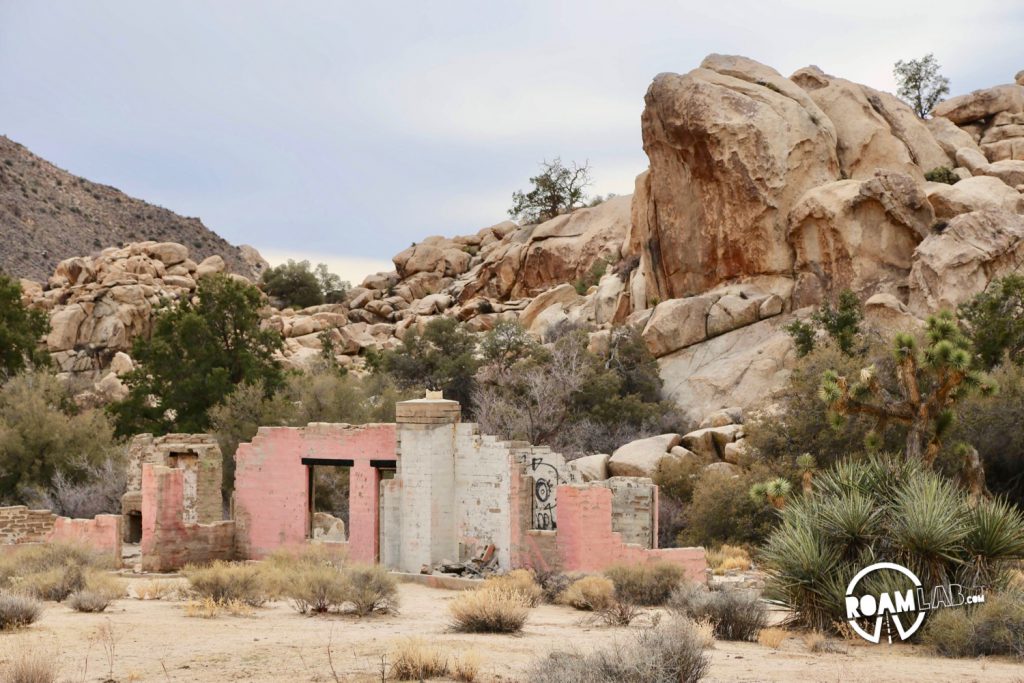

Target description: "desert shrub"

left=922, top=593, right=1024, bottom=659
left=677, top=464, right=781, bottom=547
left=523, top=617, right=711, bottom=683
left=389, top=638, right=449, bottom=680
left=448, top=585, right=529, bottom=633
left=924, top=166, right=959, bottom=185
left=532, top=568, right=572, bottom=603
left=0, top=371, right=122, bottom=501
left=41, top=457, right=127, bottom=518
left=284, top=563, right=347, bottom=615
left=344, top=564, right=398, bottom=616
left=757, top=627, right=788, bottom=649
left=66, top=589, right=111, bottom=613
left=66, top=571, right=123, bottom=612
left=0, top=543, right=109, bottom=596
left=803, top=631, right=847, bottom=654
left=604, top=561, right=686, bottom=606
left=745, top=343, right=907, bottom=469
left=669, top=585, right=767, bottom=641
left=483, top=569, right=543, bottom=607
left=17, top=565, right=85, bottom=602
left=0, top=592, right=42, bottom=630
left=706, top=545, right=752, bottom=574
left=185, top=596, right=253, bottom=618
left=508, top=157, right=591, bottom=224
left=958, top=275, right=1024, bottom=371
left=183, top=561, right=269, bottom=607
left=954, top=361, right=1024, bottom=508
left=761, top=455, right=1024, bottom=632
left=2, top=651, right=57, bottom=683
left=559, top=575, right=615, bottom=611
left=131, top=578, right=186, bottom=601
left=451, top=652, right=480, bottom=682
left=596, top=598, right=641, bottom=626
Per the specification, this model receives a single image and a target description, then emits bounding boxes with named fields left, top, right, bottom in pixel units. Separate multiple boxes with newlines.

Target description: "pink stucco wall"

left=49, top=515, right=122, bottom=566
left=141, top=464, right=234, bottom=572
left=233, top=423, right=396, bottom=562
left=545, top=484, right=706, bottom=582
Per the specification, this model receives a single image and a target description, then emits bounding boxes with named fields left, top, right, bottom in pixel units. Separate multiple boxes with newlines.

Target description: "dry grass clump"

left=922, top=593, right=1024, bottom=659
left=131, top=578, right=186, bottom=601
left=0, top=592, right=42, bottom=630
left=482, top=569, right=543, bottom=607
left=387, top=640, right=480, bottom=682
left=603, top=561, right=685, bottom=606
left=706, top=545, right=752, bottom=575
left=0, top=543, right=112, bottom=603
left=524, top=617, right=711, bottom=682
left=449, top=584, right=530, bottom=633
left=184, top=596, right=254, bottom=618
left=668, top=584, right=767, bottom=641
left=757, top=627, right=789, bottom=649
left=559, top=575, right=615, bottom=611
left=67, top=571, right=124, bottom=613
left=287, top=563, right=347, bottom=614
left=183, top=561, right=269, bottom=607
left=2, top=651, right=58, bottom=683
left=277, top=559, right=397, bottom=616
left=803, top=631, right=847, bottom=654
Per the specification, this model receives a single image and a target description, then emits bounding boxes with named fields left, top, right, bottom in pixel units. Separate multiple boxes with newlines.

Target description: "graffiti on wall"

left=531, top=457, right=560, bottom=530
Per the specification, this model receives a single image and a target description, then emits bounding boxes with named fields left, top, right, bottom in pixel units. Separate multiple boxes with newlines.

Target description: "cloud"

left=258, top=248, right=393, bottom=287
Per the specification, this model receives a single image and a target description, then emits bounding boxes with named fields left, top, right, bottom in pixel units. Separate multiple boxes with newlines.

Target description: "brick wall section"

left=233, top=423, right=396, bottom=562
left=123, top=433, right=223, bottom=528
left=140, top=465, right=234, bottom=572
left=552, top=484, right=706, bottom=582
left=0, top=506, right=122, bottom=566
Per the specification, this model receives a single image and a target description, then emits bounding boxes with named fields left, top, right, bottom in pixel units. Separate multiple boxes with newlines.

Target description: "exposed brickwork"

left=140, top=465, right=234, bottom=572
left=0, top=506, right=122, bottom=566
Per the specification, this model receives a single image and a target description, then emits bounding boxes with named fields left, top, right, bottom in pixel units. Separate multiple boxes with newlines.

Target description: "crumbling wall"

left=552, top=483, right=705, bottom=581
left=452, top=428, right=515, bottom=567
left=140, top=464, right=234, bottom=572
left=233, top=423, right=396, bottom=562
left=122, top=433, right=223, bottom=535
left=0, top=506, right=122, bottom=566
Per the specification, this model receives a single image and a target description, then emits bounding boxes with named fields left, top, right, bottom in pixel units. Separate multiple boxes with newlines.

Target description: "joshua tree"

left=819, top=311, right=996, bottom=494
left=750, top=478, right=792, bottom=510
left=795, top=453, right=817, bottom=495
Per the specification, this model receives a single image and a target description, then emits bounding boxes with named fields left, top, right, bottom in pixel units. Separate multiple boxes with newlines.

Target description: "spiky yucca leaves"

left=819, top=312, right=996, bottom=494
left=761, top=457, right=1024, bottom=633
left=961, top=498, right=1024, bottom=589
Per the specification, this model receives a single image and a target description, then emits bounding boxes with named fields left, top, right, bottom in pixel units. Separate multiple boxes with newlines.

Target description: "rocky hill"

left=0, top=135, right=264, bottom=281
left=19, top=56, right=1024, bottom=423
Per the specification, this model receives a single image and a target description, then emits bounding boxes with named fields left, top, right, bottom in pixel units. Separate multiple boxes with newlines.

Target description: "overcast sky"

left=2, top=1, right=1021, bottom=283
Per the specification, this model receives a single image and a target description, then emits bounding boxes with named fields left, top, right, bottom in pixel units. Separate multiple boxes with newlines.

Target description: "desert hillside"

left=0, top=135, right=263, bottom=281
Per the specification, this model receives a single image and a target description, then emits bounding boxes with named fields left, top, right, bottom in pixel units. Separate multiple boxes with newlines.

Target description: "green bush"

left=761, top=455, right=1024, bottom=632
left=677, top=464, right=781, bottom=548
left=603, top=561, right=686, bottom=606
left=0, top=272, right=50, bottom=379
left=924, top=166, right=959, bottom=185
left=958, top=274, right=1024, bottom=371
left=0, top=372, right=122, bottom=501
left=260, top=259, right=349, bottom=308
left=922, top=593, right=1024, bottom=658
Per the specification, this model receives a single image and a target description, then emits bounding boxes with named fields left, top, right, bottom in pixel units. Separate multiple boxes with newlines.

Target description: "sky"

left=1, top=1, right=1022, bottom=284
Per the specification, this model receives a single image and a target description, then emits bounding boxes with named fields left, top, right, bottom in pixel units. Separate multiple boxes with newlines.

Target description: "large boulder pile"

left=20, top=57, right=1024, bottom=426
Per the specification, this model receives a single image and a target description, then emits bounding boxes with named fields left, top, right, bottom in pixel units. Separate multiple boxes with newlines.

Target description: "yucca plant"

left=761, top=456, right=1024, bottom=634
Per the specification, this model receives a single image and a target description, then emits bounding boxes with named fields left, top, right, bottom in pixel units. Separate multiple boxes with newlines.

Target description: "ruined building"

left=0, top=395, right=706, bottom=581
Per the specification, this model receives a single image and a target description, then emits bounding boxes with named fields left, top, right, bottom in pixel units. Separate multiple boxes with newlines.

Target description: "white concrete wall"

left=453, top=427, right=514, bottom=568
left=395, top=422, right=458, bottom=572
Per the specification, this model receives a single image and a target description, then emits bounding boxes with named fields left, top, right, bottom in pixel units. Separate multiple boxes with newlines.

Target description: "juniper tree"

left=508, top=158, right=591, bottom=224
left=893, top=54, right=950, bottom=118
left=819, top=311, right=996, bottom=493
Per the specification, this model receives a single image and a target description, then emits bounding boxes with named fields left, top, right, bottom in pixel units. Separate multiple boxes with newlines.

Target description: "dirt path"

left=0, top=582, right=1019, bottom=682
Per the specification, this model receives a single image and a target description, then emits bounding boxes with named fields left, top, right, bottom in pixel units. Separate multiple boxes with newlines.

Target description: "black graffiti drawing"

left=530, top=457, right=561, bottom=530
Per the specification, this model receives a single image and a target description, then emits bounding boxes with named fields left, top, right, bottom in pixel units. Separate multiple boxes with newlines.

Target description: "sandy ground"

left=0, top=579, right=1021, bottom=683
